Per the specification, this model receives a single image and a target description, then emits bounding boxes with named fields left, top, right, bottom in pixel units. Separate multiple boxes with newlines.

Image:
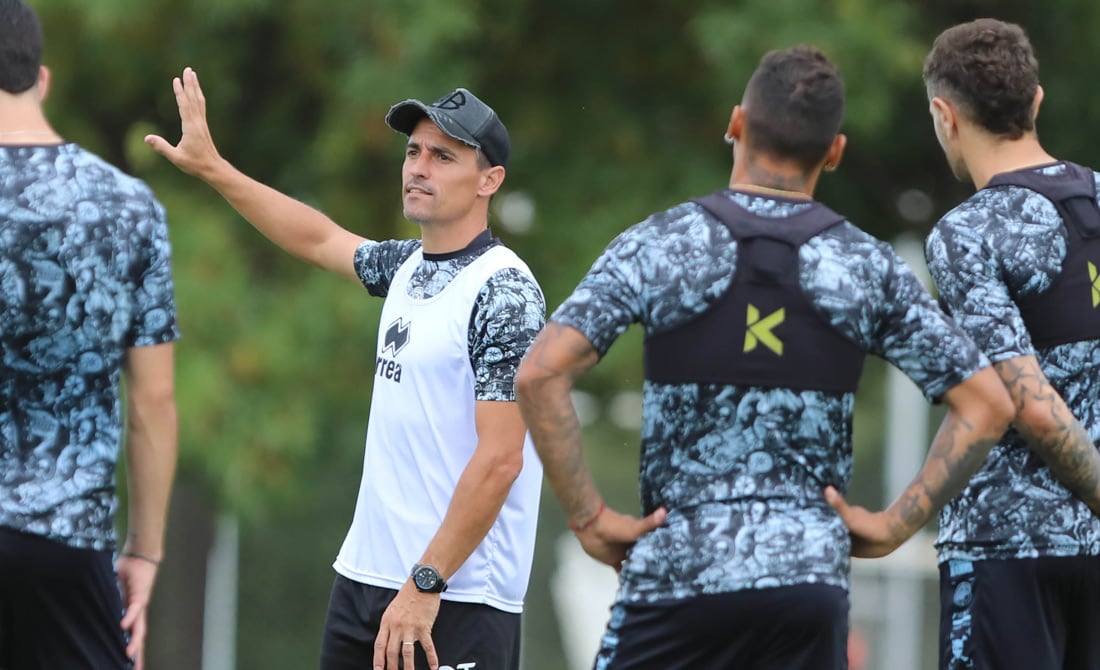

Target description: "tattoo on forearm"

left=520, top=324, right=602, bottom=520
left=995, top=358, right=1100, bottom=511
left=893, top=413, right=998, bottom=540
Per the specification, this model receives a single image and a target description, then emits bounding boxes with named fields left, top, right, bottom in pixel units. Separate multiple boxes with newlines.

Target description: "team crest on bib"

left=383, top=318, right=411, bottom=356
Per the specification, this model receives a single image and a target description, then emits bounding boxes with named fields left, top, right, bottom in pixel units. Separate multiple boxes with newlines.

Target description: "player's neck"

left=418, top=217, right=491, bottom=255
left=964, top=132, right=1056, bottom=190
left=0, top=101, right=60, bottom=145
left=729, top=153, right=817, bottom=200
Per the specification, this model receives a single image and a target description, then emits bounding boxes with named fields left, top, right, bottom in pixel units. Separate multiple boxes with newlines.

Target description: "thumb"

left=824, top=485, right=848, bottom=513
left=120, top=601, right=141, bottom=630
left=639, top=506, right=667, bottom=532
left=144, top=134, right=174, bottom=157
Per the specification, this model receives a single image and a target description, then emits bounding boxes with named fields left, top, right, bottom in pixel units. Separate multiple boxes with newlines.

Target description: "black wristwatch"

left=411, top=563, right=448, bottom=593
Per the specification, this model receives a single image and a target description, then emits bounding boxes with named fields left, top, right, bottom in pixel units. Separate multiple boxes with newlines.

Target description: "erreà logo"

left=433, top=91, right=467, bottom=111
left=744, top=304, right=785, bottom=355
left=383, top=318, right=411, bottom=357
left=1089, top=261, right=1100, bottom=308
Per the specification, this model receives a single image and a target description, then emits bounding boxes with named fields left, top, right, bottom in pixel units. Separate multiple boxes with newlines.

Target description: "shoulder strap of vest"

left=692, top=190, right=847, bottom=244
left=983, top=162, right=1100, bottom=239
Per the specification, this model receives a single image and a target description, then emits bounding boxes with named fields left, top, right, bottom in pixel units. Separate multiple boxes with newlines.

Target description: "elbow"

left=515, top=358, right=549, bottom=411
left=985, top=374, right=1016, bottom=435
left=982, top=383, right=1015, bottom=439
left=129, top=375, right=177, bottom=408
left=490, top=448, right=525, bottom=488
left=514, top=359, right=538, bottom=402
left=956, top=366, right=1014, bottom=438
left=1014, top=399, right=1066, bottom=440
left=989, top=384, right=1015, bottom=436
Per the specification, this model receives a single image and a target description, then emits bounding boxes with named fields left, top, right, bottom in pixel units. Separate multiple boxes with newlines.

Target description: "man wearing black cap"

left=146, top=69, right=544, bottom=670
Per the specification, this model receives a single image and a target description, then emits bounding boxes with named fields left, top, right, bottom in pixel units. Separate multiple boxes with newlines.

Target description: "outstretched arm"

left=995, top=355, right=1100, bottom=516
left=145, top=67, right=366, bottom=281
left=827, top=365, right=1013, bottom=557
left=516, top=322, right=666, bottom=570
left=116, top=342, right=178, bottom=670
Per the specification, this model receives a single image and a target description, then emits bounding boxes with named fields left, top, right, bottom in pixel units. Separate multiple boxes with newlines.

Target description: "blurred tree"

left=27, top=0, right=1100, bottom=667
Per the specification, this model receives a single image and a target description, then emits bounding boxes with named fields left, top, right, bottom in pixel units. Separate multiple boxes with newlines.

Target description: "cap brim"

left=384, top=100, right=481, bottom=149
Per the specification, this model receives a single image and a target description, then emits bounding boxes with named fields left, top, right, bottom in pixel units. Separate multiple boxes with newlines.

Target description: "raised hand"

left=144, top=67, right=223, bottom=178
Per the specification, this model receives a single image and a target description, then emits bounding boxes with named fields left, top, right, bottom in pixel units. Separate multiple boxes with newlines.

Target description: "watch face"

left=413, top=565, right=440, bottom=591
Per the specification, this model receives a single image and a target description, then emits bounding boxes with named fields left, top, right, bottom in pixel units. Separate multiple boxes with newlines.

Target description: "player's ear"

left=1032, top=85, right=1044, bottom=122
left=479, top=165, right=505, bottom=197
left=36, top=66, right=50, bottom=102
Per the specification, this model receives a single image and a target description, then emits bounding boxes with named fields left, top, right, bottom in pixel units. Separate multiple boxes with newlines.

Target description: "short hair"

left=742, top=46, right=845, bottom=171
left=0, top=0, right=42, bottom=94
left=923, top=19, right=1038, bottom=139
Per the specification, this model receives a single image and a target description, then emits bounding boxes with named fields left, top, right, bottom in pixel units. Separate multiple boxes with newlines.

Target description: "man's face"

left=401, top=118, right=485, bottom=226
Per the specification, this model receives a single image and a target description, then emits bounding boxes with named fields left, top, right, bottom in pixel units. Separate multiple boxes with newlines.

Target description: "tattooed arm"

left=516, top=323, right=666, bottom=570
left=995, top=355, right=1100, bottom=516
left=827, top=366, right=1013, bottom=557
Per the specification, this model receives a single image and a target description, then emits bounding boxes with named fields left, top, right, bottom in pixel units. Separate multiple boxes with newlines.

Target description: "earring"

left=723, top=133, right=735, bottom=146
left=823, top=163, right=837, bottom=172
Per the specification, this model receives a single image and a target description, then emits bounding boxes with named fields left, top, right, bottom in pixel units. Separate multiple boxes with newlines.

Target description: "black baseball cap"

left=385, top=88, right=510, bottom=168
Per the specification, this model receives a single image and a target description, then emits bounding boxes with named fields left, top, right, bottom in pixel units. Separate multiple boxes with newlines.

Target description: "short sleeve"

left=354, top=239, right=421, bottom=297
left=129, top=199, right=180, bottom=347
left=865, top=243, right=989, bottom=400
left=550, top=228, right=649, bottom=356
left=469, top=268, right=546, bottom=401
left=926, top=215, right=1035, bottom=362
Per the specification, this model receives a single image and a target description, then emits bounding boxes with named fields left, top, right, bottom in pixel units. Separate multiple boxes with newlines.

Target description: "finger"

left=187, top=68, right=208, bottom=115
left=126, top=630, right=144, bottom=666
left=824, top=485, right=848, bottom=513
left=143, top=134, right=174, bottom=157
left=638, top=506, right=667, bottom=532
left=421, top=632, right=440, bottom=670
left=120, top=602, right=140, bottom=630
left=172, top=76, right=186, bottom=113
left=386, top=633, right=401, bottom=670
left=122, top=606, right=142, bottom=640
left=402, top=639, right=416, bottom=670
left=372, top=627, right=388, bottom=670
left=125, top=616, right=145, bottom=665
left=181, top=67, right=206, bottom=117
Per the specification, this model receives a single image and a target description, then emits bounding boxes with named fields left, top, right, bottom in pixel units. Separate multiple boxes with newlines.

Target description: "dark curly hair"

left=923, top=18, right=1038, bottom=139
left=743, top=45, right=845, bottom=172
left=0, top=0, right=42, bottom=94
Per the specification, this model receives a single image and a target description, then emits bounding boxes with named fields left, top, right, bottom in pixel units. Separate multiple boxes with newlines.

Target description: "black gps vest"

left=644, top=191, right=867, bottom=393
left=982, top=162, right=1100, bottom=348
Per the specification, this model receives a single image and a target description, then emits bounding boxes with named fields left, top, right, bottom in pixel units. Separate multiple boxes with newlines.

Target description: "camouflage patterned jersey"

left=926, top=162, right=1100, bottom=562
left=0, top=144, right=179, bottom=550
left=553, top=190, right=987, bottom=604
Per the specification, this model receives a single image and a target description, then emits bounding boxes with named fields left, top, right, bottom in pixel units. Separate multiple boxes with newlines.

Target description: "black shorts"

left=320, top=574, right=521, bottom=670
left=939, top=556, right=1100, bottom=670
left=594, top=584, right=849, bottom=670
left=0, top=526, right=131, bottom=669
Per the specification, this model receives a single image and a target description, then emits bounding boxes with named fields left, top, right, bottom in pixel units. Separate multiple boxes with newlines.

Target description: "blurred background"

left=28, top=0, right=1100, bottom=667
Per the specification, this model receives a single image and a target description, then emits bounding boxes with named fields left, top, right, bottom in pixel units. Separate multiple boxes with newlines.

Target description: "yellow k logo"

left=744, top=304, right=785, bottom=355
left=1090, top=261, right=1100, bottom=308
